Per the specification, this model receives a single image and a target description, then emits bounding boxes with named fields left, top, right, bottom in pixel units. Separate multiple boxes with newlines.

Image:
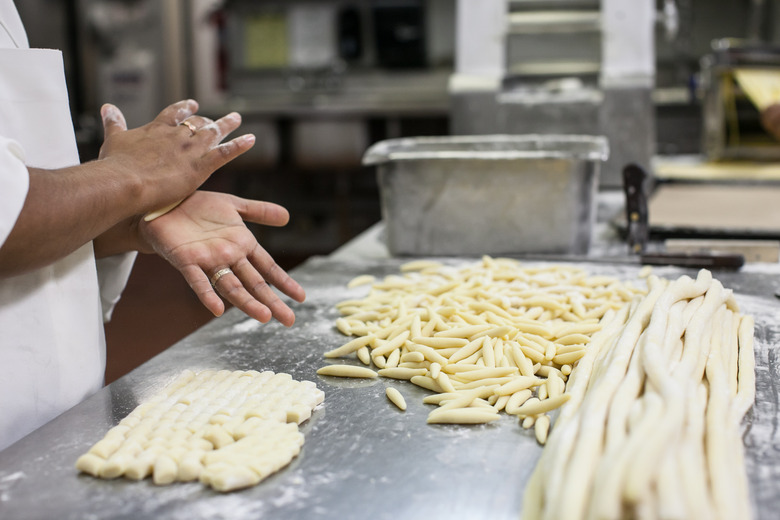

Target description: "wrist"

left=94, top=215, right=151, bottom=258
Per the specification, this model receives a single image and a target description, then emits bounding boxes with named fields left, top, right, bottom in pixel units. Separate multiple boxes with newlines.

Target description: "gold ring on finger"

left=179, top=119, right=197, bottom=136
left=210, top=267, right=233, bottom=287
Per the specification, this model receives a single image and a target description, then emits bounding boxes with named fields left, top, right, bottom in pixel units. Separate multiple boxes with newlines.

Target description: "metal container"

left=362, top=134, right=608, bottom=256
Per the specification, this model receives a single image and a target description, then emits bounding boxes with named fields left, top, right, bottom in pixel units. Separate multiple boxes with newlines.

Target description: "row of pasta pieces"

left=350, top=257, right=643, bottom=293
left=333, top=301, right=623, bottom=342
left=337, top=283, right=635, bottom=315
left=323, top=325, right=593, bottom=377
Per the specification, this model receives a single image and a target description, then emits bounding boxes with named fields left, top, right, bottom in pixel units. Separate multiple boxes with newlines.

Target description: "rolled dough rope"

left=586, top=323, right=654, bottom=518
left=625, top=277, right=730, bottom=500
left=526, top=270, right=755, bottom=520
left=656, top=435, right=686, bottom=519
left=703, top=304, right=751, bottom=520
left=701, top=346, right=733, bottom=517
left=522, top=304, right=632, bottom=520
left=547, top=278, right=665, bottom=517
left=143, top=200, right=183, bottom=222
left=543, top=284, right=665, bottom=520
left=585, top=278, right=663, bottom=388
left=593, top=296, right=698, bottom=517
left=677, top=383, right=716, bottom=519
left=600, top=299, right=686, bottom=463
left=731, top=315, right=756, bottom=422
left=722, top=412, right=753, bottom=520
left=622, top=278, right=727, bottom=504
left=724, top=310, right=739, bottom=396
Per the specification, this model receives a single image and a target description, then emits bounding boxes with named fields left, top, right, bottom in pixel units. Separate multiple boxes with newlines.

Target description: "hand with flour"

left=97, top=99, right=253, bottom=217
left=94, top=100, right=304, bottom=325
left=0, top=100, right=254, bottom=276
left=0, top=98, right=304, bottom=325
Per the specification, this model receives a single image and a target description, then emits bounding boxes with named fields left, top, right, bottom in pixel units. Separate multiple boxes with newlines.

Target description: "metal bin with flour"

left=363, top=134, right=608, bottom=257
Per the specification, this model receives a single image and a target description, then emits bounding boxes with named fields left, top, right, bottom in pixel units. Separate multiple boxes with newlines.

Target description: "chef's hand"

left=138, top=191, right=306, bottom=327
left=761, top=103, right=780, bottom=141
left=98, top=100, right=255, bottom=215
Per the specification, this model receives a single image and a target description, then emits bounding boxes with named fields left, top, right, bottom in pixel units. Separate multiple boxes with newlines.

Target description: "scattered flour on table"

left=230, top=318, right=262, bottom=334
left=0, top=471, right=25, bottom=502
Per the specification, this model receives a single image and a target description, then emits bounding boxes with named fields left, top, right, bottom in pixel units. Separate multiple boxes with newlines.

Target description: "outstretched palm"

left=140, top=190, right=305, bottom=326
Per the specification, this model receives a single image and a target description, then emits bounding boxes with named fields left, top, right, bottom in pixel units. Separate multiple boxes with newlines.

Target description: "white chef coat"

left=0, top=1, right=136, bottom=451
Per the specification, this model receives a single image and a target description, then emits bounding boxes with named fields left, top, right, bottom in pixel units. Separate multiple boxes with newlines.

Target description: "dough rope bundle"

left=76, top=369, right=324, bottom=492
left=521, top=269, right=756, bottom=520
left=320, top=256, right=644, bottom=439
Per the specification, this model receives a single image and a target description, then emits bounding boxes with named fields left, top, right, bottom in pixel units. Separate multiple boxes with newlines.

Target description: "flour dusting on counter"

left=0, top=471, right=25, bottom=502
left=231, top=318, right=262, bottom=334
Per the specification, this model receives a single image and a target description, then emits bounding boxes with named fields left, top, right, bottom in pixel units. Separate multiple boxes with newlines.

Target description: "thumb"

left=100, top=103, right=127, bottom=137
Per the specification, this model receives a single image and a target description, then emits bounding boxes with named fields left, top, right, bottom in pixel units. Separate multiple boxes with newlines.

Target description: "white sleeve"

left=0, top=134, right=136, bottom=322
left=95, top=252, right=137, bottom=323
left=0, top=135, right=29, bottom=246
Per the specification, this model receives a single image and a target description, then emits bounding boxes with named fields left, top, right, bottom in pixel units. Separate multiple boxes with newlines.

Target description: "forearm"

left=0, top=162, right=144, bottom=276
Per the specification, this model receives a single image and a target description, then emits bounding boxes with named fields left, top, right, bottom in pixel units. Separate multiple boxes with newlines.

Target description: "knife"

left=620, top=164, right=744, bottom=270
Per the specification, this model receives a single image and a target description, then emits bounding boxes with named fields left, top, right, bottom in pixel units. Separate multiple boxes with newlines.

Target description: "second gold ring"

left=179, top=119, right=197, bottom=136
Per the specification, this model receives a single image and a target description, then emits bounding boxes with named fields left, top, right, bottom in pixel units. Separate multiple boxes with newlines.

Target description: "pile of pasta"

left=321, top=256, right=645, bottom=442
left=522, top=269, right=756, bottom=520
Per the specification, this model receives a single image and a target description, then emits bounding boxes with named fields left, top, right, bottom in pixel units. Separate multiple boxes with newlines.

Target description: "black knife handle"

left=623, top=164, right=649, bottom=254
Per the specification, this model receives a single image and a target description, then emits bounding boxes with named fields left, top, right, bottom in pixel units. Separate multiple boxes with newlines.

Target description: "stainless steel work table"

left=1, top=225, right=779, bottom=519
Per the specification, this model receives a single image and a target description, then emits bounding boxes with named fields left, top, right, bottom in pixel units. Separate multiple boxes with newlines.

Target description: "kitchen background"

left=14, top=0, right=780, bottom=381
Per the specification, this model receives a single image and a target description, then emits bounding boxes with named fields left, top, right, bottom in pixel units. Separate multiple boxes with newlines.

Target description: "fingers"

left=229, top=260, right=295, bottom=325
left=176, top=110, right=242, bottom=143
left=154, top=101, right=255, bottom=173
left=179, top=264, right=226, bottom=317
left=200, top=134, right=256, bottom=172
left=206, top=248, right=305, bottom=327
left=237, top=199, right=290, bottom=228
left=191, top=112, right=243, bottom=143
left=100, top=104, right=128, bottom=137
left=156, top=99, right=199, bottom=126
left=178, top=112, right=254, bottom=171
left=210, top=263, right=290, bottom=326
left=248, top=244, right=306, bottom=304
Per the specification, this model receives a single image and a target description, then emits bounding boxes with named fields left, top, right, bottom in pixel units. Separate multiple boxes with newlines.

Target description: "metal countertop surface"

left=0, top=254, right=779, bottom=520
